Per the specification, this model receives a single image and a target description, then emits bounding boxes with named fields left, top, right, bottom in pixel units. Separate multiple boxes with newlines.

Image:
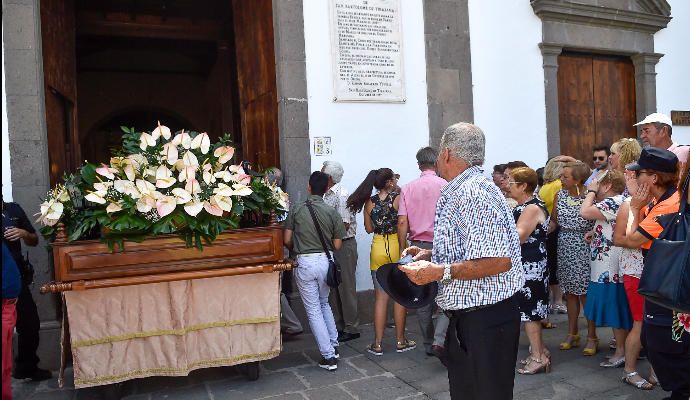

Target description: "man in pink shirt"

left=635, top=112, right=688, bottom=171
left=397, top=147, right=447, bottom=360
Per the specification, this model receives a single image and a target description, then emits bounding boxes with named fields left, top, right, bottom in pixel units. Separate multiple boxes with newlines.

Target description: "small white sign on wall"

left=313, top=137, right=333, bottom=156
left=329, top=0, right=405, bottom=103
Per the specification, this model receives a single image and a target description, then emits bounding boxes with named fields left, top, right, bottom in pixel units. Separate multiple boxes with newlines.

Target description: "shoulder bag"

left=638, top=172, right=690, bottom=313
left=305, top=200, right=342, bottom=288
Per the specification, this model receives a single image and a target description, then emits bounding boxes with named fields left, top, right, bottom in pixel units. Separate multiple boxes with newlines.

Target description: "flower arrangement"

left=37, top=123, right=287, bottom=250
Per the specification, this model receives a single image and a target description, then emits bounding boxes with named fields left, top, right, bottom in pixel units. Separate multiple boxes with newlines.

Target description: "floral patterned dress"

left=513, top=198, right=550, bottom=321
left=369, top=192, right=400, bottom=271
left=556, top=190, right=595, bottom=295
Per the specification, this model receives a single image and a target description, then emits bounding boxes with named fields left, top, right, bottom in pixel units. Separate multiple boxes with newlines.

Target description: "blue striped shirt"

left=432, top=166, right=524, bottom=310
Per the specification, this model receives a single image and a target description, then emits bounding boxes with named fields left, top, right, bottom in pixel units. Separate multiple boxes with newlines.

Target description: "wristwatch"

left=441, top=263, right=452, bottom=284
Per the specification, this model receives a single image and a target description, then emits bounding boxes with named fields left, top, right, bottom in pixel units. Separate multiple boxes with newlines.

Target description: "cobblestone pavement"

left=12, top=313, right=668, bottom=399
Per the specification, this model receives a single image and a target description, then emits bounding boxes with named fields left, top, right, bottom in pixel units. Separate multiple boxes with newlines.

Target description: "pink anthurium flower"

left=214, top=146, right=235, bottom=164
left=191, top=132, right=211, bottom=154
left=172, top=130, right=192, bottom=149
left=151, top=122, right=172, bottom=140
left=203, top=200, right=223, bottom=216
left=139, top=132, right=156, bottom=150
left=96, top=164, right=118, bottom=180
left=213, top=194, right=233, bottom=212
left=156, top=195, right=177, bottom=217
left=171, top=188, right=192, bottom=204
left=185, top=178, right=201, bottom=195
left=106, top=202, right=123, bottom=214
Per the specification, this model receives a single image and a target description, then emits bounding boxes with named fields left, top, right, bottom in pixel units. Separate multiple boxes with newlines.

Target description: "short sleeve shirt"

left=637, top=189, right=680, bottom=250
left=284, top=195, right=346, bottom=255
left=432, top=166, right=525, bottom=310
left=323, top=183, right=357, bottom=238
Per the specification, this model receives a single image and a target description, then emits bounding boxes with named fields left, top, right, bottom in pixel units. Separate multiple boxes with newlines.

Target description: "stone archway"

left=531, top=0, right=672, bottom=157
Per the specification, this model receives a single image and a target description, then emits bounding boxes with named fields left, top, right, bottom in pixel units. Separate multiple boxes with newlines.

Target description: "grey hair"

left=416, top=147, right=438, bottom=167
left=439, top=122, right=485, bottom=166
left=264, top=167, right=283, bottom=186
left=322, top=160, right=344, bottom=184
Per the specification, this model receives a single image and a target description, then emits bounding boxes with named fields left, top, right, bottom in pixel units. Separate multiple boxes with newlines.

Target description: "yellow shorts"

left=370, top=233, right=400, bottom=271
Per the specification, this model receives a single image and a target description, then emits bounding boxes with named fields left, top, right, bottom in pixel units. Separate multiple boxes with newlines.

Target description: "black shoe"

left=431, top=345, right=448, bottom=367
left=281, top=329, right=303, bottom=337
left=318, top=357, right=338, bottom=371
left=337, top=332, right=361, bottom=342
left=13, top=368, right=52, bottom=381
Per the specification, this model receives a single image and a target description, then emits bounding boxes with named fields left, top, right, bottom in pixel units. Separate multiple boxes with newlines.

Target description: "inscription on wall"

left=671, top=111, right=690, bottom=126
left=330, top=0, right=404, bottom=103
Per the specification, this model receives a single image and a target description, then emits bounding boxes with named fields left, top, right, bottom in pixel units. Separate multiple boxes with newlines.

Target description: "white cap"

left=633, top=112, right=672, bottom=127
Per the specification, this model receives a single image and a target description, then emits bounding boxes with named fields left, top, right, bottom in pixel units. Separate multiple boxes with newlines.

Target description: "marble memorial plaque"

left=330, top=0, right=405, bottom=103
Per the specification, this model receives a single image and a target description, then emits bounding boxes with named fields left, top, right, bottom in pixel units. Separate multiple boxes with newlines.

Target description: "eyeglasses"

left=593, top=156, right=607, bottom=161
left=635, top=170, right=654, bottom=177
left=508, top=181, right=520, bottom=185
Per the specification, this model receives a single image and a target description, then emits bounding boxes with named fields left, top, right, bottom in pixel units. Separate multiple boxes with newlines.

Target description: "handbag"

left=638, top=171, right=690, bottom=313
left=305, top=200, right=342, bottom=288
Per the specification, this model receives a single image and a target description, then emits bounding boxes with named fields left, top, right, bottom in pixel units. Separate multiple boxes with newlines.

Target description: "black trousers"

left=14, top=284, right=41, bottom=373
left=642, top=322, right=690, bottom=400
left=446, top=295, right=520, bottom=400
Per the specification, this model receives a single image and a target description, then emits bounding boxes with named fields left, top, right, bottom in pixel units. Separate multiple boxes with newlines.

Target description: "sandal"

left=541, top=320, right=557, bottom=329
left=552, top=304, right=567, bottom=314
left=520, top=348, right=551, bottom=365
left=583, top=337, right=599, bottom=356
left=600, top=356, right=624, bottom=368
left=609, top=338, right=617, bottom=350
left=648, top=372, right=659, bottom=386
left=517, top=356, right=551, bottom=375
left=367, top=343, right=383, bottom=356
left=559, top=334, right=580, bottom=350
left=396, top=339, right=417, bottom=353
left=621, top=371, right=654, bottom=390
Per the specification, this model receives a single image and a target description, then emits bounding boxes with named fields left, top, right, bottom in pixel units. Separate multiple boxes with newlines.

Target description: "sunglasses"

left=593, top=156, right=607, bottom=161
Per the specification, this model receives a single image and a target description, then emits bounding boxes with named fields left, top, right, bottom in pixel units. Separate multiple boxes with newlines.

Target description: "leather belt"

left=342, top=237, right=355, bottom=241
left=444, top=303, right=493, bottom=317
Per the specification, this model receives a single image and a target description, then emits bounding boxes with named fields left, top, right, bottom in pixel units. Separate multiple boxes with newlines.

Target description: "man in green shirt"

left=284, top=171, right=346, bottom=371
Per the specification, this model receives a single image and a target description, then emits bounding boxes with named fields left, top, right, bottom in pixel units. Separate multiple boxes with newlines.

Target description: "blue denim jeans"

left=295, top=253, right=339, bottom=359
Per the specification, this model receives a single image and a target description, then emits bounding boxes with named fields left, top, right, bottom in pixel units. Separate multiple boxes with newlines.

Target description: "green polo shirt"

left=284, top=195, right=346, bottom=255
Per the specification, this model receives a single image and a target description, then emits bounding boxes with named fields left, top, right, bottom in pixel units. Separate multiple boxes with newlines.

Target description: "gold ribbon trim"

left=71, top=316, right=279, bottom=348
left=73, top=350, right=281, bottom=387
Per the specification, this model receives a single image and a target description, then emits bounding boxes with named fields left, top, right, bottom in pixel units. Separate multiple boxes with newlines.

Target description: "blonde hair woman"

left=609, top=138, right=642, bottom=172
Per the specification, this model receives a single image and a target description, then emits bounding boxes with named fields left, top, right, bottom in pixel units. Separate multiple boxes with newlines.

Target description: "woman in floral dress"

left=550, top=161, right=596, bottom=353
left=507, top=167, right=551, bottom=375
left=580, top=170, right=631, bottom=368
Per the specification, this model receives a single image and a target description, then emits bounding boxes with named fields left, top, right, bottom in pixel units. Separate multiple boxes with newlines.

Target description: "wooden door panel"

left=593, top=57, right=637, bottom=147
left=41, top=0, right=79, bottom=185
left=558, top=54, right=595, bottom=164
left=232, top=0, right=280, bottom=169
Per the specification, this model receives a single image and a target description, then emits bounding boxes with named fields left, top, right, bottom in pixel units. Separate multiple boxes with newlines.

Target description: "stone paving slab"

left=11, top=313, right=670, bottom=399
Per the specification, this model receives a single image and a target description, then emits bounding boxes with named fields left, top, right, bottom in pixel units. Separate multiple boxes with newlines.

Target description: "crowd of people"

left=282, top=113, right=689, bottom=400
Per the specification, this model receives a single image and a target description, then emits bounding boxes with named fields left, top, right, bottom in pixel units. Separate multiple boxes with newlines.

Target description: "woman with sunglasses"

left=550, top=161, right=597, bottom=355
left=506, top=167, right=551, bottom=375
left=347, top=168, right=416, bottom=356
left=614, top=148, right=685, bottom=397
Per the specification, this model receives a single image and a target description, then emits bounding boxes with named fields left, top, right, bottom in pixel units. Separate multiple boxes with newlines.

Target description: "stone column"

left=539, top=43, right=562, bottom=158
left=631, top=53, right=663, bottom=124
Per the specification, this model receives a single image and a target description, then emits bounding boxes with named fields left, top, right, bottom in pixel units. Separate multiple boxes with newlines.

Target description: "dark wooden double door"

left=557, top=52, right=637, bottom=163
left=40, top=0, right=280, bottom=185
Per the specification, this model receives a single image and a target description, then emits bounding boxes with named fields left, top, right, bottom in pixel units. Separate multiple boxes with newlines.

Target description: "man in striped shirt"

left=400, top=122, right=524, bottom=400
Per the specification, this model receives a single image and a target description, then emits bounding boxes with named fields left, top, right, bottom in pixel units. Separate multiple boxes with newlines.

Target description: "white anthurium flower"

left=136, top=196, right=156, bottom=213
left=191, top=132, right=211, bottom=154
left=231, top=183, right=253, bottom=197
left=213, top=194, right=233, bottom=212
left=171, top=188, right=192, bottom=204
left=151, top=122, right=172, bottom=140
left=128, top=154, right=148, bottom=168
left=214, top=146, right=235, bottom=164
left=37, top=199, right=63, bottom=226
left=85, top=191, right=107, bottom=205
left=122, top=154, right=147, bottom=180
left=185, top=178, right=201, bottom=195
left=202, top=164, right=216, bottom=185
left=155, top=165, right=176, bottom=189
left=172, top=130, right=192, bottom=149
left=55, top=187, right=71, bottom=202
left=139, top=132, right=156, bottom=150
left=161, top=142, right=179, bottom=165
left=136, top=179, right=157, bottom=196
left=182, top=151, right=199, bottom=167
left=213, top=182, right=234, bottom=197
left=214, top=169, right=233, bottom=183
left=106, top=202, right=123, bottom=214
left=183, top=199, right=204, bottom=217
left=178, top=166, right=197, bottom=183
left=114, top=180, right=141, bottom=199
left=203, top=199, right=224, bottom=217
left=96, top=164, right=118, bottom=180
left=156, top=195, right=177, bottom=218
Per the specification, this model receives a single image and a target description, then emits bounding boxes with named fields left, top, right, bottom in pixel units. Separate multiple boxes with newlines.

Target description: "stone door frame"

left=531, top=0, right=672, bottom=157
